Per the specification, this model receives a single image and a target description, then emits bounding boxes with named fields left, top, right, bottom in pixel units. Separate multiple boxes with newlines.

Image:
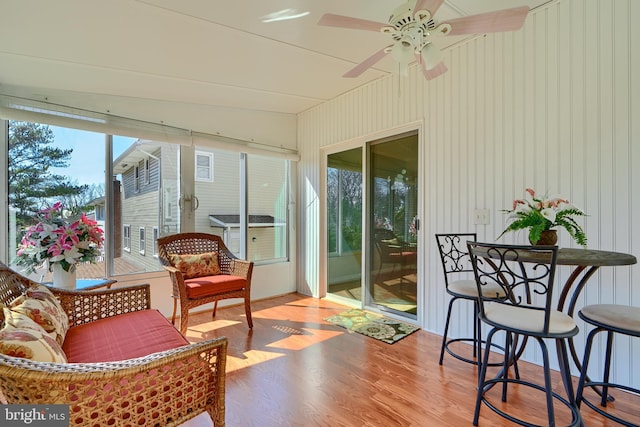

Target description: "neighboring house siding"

left=159, top=144, right=180, bottom=235
left=193, top=149, right=287, bottom=260
left=122, top=153, right=160, bottom=199
left=120, top=190, right=160, bottom=273
left=119, top=148, right=162, bottom=273
left=194, top=149, right=240, bottom=231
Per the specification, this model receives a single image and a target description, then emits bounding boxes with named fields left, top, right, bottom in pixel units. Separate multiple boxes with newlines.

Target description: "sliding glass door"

left=326, top=131, right=419, bottom=320
left=368, top=134, right=418, bottom=317
left=326, top=147, right=363, bottom=303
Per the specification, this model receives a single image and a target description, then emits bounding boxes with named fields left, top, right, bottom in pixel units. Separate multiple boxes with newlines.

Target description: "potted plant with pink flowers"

left=14, top=202, right=104, bottom=287
left=498, top=188, right=587, bottom=247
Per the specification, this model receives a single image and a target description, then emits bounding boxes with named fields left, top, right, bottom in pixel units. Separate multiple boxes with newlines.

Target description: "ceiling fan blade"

left=415, top=0, right=445, bottom=16
left=444, top=6, right=529, bottom=36
left=318, top=13, right=387, bottom=32
left=343, top=47, right=390, bottom=78
left=422, top=62, right=448, bottom=80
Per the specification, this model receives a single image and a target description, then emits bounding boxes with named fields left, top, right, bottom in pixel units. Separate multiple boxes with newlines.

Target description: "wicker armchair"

left=0, top=262, right=227, bottom=426
left=157, top=232, right=254, bottom=335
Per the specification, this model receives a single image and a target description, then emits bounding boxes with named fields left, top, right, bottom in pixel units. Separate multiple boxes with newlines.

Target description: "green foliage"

left=498, top=190, right=588, bottom=247
left=9, top=121, right=87, bottom=226
left=554, top=209, right=588, bottom=247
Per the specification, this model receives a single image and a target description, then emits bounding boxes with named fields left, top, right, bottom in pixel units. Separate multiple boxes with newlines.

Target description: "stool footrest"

left=478, top=378, right=581, bottom=427
left=444, top=337, right=504, bottom=367
left=579, top=381, right=640, bottom=427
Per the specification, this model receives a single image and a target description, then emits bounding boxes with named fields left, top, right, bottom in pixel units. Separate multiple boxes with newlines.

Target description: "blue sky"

left=50, top=126, right=135, bottom=185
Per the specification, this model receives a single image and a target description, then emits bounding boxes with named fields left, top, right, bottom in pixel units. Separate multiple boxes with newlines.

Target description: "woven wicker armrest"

left=0, top=336, right=228, bottom=427
left=48, top=284, right=152, bottom=327
left=161, top=265, right=181, bottom=275
left=229, top=258, right=252, bottom=279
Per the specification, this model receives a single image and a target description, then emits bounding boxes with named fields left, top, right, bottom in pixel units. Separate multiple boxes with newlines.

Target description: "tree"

left=9, top=121, right=87, bottom=225
left=60, top=182, right=106, bottom=215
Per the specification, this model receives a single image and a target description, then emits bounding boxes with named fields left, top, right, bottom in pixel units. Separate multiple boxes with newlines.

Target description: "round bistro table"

left=552, top=249, right=637, bottom=373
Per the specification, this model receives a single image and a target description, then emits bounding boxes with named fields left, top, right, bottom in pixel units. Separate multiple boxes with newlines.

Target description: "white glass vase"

left=52, top=263, right=76, bottom=289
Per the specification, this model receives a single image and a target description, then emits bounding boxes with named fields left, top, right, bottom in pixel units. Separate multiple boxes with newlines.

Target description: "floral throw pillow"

left=0, top=308, right=68, bottom=363
left=9, top=283, right=70, bottom=345
left=169, top=252, right=221, bottom=279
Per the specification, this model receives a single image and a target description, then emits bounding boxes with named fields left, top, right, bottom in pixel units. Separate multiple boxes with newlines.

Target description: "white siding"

left=298, top=0, right=640, bottom=386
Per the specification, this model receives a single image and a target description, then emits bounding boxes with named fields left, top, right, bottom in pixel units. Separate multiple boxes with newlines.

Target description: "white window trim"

left=139, top=226, right=146, bottom=256
left=144, top=158, right=150, bottom=185
left=134, top=165, right=140, bottom=192
left=123, top=224, right=131, bottom=253
left=152, top=226, right=159, bottom=258
left=195, top=151, right=214, bottom=182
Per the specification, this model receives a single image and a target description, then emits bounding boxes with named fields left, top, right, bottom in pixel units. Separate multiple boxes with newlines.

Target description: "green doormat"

left=324, top=309, right=420, bottom=344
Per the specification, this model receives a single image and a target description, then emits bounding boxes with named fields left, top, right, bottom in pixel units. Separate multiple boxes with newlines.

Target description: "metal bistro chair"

left=435, top=233, right=506, bottom=366
left=468, top=241, right=581, bottom=427
left=576, top=304, right=640, bottom=426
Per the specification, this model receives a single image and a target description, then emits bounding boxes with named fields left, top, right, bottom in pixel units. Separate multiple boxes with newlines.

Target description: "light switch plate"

left=473, top=209, right=490, bottom=225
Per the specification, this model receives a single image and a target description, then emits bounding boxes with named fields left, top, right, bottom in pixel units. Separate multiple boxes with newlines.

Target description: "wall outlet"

left=473, top=209, right=490, bottom=225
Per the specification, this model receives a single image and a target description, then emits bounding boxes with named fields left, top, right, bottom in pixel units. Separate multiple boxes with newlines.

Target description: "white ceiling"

left=0, top=0, right=552, bottom=134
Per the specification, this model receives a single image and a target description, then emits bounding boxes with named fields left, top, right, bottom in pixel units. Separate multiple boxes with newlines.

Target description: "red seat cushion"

left=184, top=275, right=246, bottom=299
left=63, top=309, right=188, bottom=363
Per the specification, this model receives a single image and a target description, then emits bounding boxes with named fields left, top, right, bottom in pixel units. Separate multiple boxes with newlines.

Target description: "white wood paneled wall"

left=298, top=0, right=640, bottom=386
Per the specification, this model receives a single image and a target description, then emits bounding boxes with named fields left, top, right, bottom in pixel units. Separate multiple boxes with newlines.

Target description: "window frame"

left=152, top=226, right=159, bottom=257
left=144, top=158, right=150, bottom=185
left=134, top=165, right=140, bottom=192
left=195, top=151, right=214, bottom=182
left=123, top=224, right=131, bottom=252
left=139, top=226, right=146, bottom=256
left=2, top=118, right=293, bottom=276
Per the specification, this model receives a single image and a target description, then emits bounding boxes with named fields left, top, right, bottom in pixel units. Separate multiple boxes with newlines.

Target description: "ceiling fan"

left=318, top=0, right=529, bottom=80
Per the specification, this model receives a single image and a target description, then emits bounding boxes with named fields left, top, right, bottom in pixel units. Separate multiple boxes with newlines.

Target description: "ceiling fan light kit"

left=318, top=0, right=529, bottom=80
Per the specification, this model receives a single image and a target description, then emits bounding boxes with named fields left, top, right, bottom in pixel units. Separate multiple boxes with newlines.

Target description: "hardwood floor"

left=186, top=293, right=639, bottom=427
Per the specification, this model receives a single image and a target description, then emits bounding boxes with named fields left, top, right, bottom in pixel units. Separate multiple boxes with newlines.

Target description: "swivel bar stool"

left=468, top=242, right=581, bottom=427
left=435, top=233, right=505, bottom=366
left=576, top=304, right=640, bottom=426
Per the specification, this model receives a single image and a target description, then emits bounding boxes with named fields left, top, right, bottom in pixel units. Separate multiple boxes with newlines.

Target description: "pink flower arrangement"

left=498, top=188, right=587, bottom=246
left=14, top=202, right=104, bottom=274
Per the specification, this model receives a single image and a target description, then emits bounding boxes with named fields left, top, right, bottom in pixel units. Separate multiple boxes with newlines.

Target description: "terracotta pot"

left=529, top=229, right=558, bottom=246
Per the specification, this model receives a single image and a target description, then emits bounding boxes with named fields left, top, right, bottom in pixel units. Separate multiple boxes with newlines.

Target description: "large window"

left=247, top=155, right=288, bottom=262
left=113, top=140, right=176, bottom=274
left=4, top=120, right=291, bottom=278
left=7, top=122, right=114, bottom=280
left=194, top=148, right=289, bottom=263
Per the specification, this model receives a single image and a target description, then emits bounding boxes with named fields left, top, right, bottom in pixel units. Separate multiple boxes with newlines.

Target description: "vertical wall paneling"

left=297, top=0, right=639, bottom=385
left=630, top=0, right=640, bottom=390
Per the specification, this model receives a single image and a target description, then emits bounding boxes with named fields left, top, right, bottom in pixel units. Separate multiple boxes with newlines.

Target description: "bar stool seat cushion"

left=580, top=304, right=640, bottom=335
left=449, top=279, right=506, bottom=298
left=485, top=302, right=578, bottom=335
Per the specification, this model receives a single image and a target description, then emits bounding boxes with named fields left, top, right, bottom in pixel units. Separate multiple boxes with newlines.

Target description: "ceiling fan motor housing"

left=387, top=0, right=420, bottom=27
left=384, top=1, right=437, bottom=53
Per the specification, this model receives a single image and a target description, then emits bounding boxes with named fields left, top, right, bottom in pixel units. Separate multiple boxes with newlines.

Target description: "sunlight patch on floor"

left=265, top=327, right=344, bottom=351
left=226, top=349, right=286, bottom=372
left=185, top=319, right=242, bottom=338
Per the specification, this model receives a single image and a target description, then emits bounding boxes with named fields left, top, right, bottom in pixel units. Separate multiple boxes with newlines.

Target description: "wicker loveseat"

left=0, top=262, right=227, bottom=427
